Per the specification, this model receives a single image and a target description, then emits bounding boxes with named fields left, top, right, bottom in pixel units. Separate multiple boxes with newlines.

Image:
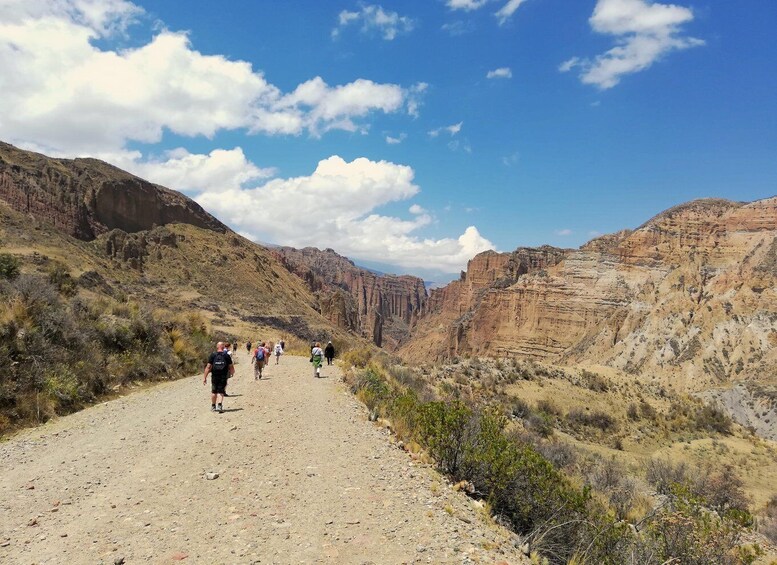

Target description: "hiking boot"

left=211, top=404, right=216, bottom=412
left=217, top=404, right=223, bottom=413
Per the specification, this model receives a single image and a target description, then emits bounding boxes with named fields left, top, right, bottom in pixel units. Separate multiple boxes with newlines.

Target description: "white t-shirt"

left=274, top=344, right=282, bottom=355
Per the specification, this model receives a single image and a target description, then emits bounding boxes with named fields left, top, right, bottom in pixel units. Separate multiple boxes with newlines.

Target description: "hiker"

left=222, top=343, right=232, bottom=396
left=246, top=340, right=252, bottom=354
left=203, top=341, right=234, bottom=413
left=252, top=341, right=267, bottom=380
left=324, top=341, right=335, bottom=365
left=232, top=341, right=238, bottom=355
left=279, top=339, right=285, bottom=351
left=310, top=342, right=324, bottom=377
left=273, top=341, right=283, bottom=364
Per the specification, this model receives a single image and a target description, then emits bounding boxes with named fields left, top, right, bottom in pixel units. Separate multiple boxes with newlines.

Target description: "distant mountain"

left=403, top=197, right=777, bottom=394
left=273, top=246, right=427, bottom=350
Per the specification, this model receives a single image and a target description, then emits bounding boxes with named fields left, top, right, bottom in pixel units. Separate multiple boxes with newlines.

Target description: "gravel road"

left=0, top=354, right=528, bottom=564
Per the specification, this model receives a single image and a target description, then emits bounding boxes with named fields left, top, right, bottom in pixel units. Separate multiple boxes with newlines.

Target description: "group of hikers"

left=202, top=338, right=335, bottom=412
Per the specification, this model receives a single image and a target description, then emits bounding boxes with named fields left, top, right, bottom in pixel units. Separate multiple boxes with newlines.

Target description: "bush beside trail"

left=0, top=271, right=214, bottom=434
left=341, top=348, right=763, bottom=565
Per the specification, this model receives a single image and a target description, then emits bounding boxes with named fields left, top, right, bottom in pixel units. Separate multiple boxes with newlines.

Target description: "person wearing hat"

left=324, top=341, right=335, bottom=365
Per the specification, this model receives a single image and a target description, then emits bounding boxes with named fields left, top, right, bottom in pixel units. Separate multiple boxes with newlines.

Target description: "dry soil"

left=1, top=354, right=528, bottom=564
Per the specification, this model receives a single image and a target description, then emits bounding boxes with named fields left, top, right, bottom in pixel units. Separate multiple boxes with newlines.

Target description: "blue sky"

left=1, top=0, right=775, bottom=280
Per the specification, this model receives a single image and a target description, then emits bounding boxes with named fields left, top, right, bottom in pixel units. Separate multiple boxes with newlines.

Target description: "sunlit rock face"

left=404, top=197, right=777, bottom=392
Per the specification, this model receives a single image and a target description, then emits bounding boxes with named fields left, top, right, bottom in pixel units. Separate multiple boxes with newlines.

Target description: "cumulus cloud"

left=186, top=156, right=494, bottom=272
left=121, top=147, right=276, bottom=195
left=555, top=229, right=573, bottom=236
left=0, top=0, right=423, bottom=155
left=487, top=67, right=512, bottom=79
left=559, top=0, right=704, bottom=89
left=332, top=4, right=414, bottom=40
left=428, top=122, right=463, bottom=137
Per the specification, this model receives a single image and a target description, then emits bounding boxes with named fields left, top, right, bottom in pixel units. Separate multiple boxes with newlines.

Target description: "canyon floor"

left=0, top=355, right=527, bottom=565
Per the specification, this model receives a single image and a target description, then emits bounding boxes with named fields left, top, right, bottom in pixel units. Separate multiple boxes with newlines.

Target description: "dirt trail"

left=1, top=354, right=528, bottom=564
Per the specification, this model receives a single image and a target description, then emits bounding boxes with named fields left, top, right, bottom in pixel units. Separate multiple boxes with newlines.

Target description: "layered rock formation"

left=0, top=142, right=227, bottom=240
left=274, top=247, right=427, bottom=349
left=404, top=198, right=777, bottom=391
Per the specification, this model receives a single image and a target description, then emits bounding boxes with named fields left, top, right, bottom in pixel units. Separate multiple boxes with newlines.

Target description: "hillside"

left=0, top=142, right=349, bottom=345
left=274, top=246, right=427, bottom=350
left=403, top=197, right=777, bottom=392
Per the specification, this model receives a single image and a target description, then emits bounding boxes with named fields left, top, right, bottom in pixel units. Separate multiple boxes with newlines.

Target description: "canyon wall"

left=274, top=247, right=427, bottom=349
left=404, top=198, right=777, bottom=391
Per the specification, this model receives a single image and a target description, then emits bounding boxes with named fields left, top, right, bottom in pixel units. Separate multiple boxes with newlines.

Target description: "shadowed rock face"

left=404, top=197, right=777, bottom=391
left=0, top=142, right=227, bottom=240
left=274, top=246, right=427, bottom=350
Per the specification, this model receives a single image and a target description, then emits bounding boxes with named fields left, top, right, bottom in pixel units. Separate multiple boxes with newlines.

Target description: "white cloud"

left=386, top=133, right=407, bottom=144
left=0, top=0, right=423, bottom=155
left=446, top=0, right=490, bottom=10
left=187, top=155, right=494, bottom=273
left=560, top=0, right=704, bottom=89
left=121, top=147, right=276, bottom=195
left=441, top=21, right=473, bottom=36
left=495, top=0, right=529, bottom=25
left=332, top=4, right=414, bottom=41
left=555, top=229, right=573, bottom=236
left=588, top=230, right=603, bottom=237
left=429, top=122, right=463, bottom=137
left=486, top=67, right=512, bottom=79
left=502, top=151, right=519, bottom=166
left=446, top=0, right=529, bottom=24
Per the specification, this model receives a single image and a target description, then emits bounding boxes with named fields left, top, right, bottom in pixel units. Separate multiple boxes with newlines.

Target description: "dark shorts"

left=211, top=373, right=228, bottom=394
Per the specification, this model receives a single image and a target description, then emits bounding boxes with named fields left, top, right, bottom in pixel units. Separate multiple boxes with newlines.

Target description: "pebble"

left=205, top=472, right=219, bottom=480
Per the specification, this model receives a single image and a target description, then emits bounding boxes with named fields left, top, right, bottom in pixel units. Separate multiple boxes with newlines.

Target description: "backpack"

left=212, top=351, right=228, bottom=372
left=255, top=347, right=265, bottom=361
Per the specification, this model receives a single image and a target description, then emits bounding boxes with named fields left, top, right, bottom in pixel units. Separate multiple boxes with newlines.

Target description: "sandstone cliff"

left=0, top=142, right=227, bottom=240
left=403, top=198, right=777, bottom=391
left=274, top=246, right=427, bottom=349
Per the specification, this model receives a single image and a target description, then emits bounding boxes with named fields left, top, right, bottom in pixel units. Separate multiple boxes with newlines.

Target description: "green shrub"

left=0, top=253, right=20, bottom=280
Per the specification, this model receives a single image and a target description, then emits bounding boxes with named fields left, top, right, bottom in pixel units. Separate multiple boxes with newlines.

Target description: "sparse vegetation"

left=0, top=252, right=20, bottom=280
left=0, top=272, right=214, bottom=434
left=344, top=357, right=764, bottom=564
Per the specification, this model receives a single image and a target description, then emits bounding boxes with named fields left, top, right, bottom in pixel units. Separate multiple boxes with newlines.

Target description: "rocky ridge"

left=403, top=197, right=777, bottom=392
left=0, top=141, right=227, bottom=240
left=274, top=246, right=427, bottom=349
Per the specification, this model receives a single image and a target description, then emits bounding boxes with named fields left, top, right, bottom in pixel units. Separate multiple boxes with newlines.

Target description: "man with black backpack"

left=203, top=342, right=234, bottom=413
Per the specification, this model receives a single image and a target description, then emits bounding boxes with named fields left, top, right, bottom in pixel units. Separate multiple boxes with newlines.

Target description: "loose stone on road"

left=1, top=354, right=527, bottom=564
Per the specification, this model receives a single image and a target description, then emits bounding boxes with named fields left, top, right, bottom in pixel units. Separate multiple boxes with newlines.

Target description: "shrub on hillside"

left=645, top=458, right=689, bottom=495
left=567, top=408, right=617, bottom=432
left=0, top=253, right=21, bottom=280
left=694, top=403, right=733, bottom=434
left=0, top=274, right=214, bottom=434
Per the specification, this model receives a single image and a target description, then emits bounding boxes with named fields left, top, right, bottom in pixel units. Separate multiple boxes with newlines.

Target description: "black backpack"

left=212, top=351, right=228, bottom=372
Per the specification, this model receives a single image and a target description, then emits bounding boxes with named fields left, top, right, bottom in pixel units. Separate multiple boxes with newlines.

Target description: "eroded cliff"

left=274, top=247, right=427, bottom=349
left=404, top=197, right=777, bottom=391
left=0, top=142, right=227, bottom=240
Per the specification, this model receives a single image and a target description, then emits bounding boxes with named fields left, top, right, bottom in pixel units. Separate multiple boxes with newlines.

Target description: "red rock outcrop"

left=404, top=198, right=777, bottom=391
left=274, top=247, right=427, bottom=349
left=0, top=142, right=227, bottom=240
